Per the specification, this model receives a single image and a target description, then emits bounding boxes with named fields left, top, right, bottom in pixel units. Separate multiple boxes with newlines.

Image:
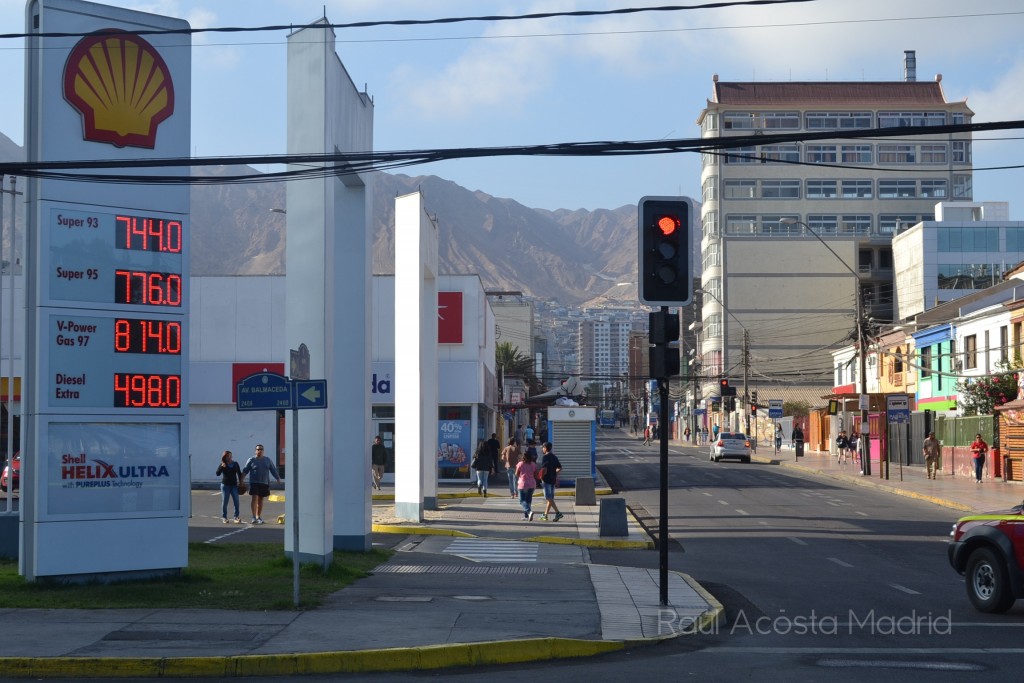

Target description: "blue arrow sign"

left=237, top=372, right=293, bottom=411
left=293, top=379, right=328, bottom=410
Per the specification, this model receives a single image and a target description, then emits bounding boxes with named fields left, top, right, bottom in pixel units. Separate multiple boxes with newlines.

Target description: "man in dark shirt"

left=539, top=442, right=563, bottom=522
left=371, top=436, right=387, bottom=490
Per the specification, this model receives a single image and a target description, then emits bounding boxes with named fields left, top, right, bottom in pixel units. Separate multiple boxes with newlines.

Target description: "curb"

left=522, top=535, right=654, bottom=550
left=0, top=638, right=625, bottom=678
left=371, top=524, right=474, bottom=537
left=371, top=488, right=615, bottom=502
left=752, top=455, right=975, bottom=512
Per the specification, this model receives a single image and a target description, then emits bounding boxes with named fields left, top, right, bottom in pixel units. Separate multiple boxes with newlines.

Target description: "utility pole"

left=743, top=328, right=750, bottom=438
left=857, top=287, right=871, bottom=476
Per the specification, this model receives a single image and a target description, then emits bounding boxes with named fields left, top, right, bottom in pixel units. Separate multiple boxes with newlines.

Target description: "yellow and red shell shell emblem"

left=62, top=30, right=175, bottom=149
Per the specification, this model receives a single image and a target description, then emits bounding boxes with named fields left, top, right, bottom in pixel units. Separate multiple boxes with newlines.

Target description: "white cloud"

left=967, top=57, right=1024, bottom=122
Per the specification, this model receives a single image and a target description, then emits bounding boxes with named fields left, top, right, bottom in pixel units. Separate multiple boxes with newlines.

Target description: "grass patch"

left=0, top=543, right=391, bottom=610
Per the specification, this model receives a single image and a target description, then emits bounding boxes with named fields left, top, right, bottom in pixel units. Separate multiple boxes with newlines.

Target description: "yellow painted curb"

left=371, top=524, right=475, bottom=537
left=0, top=638, right=625, bottom=678
left=267, top=494, right=285, bottom=502
left=523, top=535, right=654, bottom=550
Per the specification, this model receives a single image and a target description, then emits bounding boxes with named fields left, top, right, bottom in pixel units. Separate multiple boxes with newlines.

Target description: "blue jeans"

left=507, top=470, right=518, bottom=496
left=974, top=457, right=984, bottom=482
left=475, top=469, right=489, bottom=491
left=220, top=484, right=239, bottom=518
left=519, top=487, right=535, bottom=516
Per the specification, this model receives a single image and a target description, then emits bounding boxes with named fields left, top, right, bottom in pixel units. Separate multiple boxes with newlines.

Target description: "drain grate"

left=374, top=564, right=548, bottom=575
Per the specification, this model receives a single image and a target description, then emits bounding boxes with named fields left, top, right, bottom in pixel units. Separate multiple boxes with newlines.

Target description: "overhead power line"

left=3, top=119, right=1021, bottom=186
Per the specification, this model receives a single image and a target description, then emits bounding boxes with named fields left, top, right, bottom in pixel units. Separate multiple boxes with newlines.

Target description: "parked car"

left=709, top=433, right=751, bottom=463
left=0, top=452, right=19, bottom=492
left=948, top=501, right=1024, bottom=613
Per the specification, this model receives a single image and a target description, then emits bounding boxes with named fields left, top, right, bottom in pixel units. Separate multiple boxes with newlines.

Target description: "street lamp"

left=696, top=287, right=750, bottom=437
left=780, top=217, right=870, bottom=476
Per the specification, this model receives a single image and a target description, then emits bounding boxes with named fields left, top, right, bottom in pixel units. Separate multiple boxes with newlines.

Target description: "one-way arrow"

left=301, top=385, right=321, bottom=404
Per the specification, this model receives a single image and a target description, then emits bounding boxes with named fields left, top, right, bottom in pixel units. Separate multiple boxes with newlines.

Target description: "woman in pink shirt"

left=515, top=448, right=539, bottom=521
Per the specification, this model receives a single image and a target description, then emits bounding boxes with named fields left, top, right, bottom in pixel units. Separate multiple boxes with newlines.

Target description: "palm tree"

left=496, top=341, right=533, bottom=378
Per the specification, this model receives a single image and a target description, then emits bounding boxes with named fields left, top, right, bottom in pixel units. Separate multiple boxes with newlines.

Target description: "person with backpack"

left=538, top=442, right=563, bottom=522
left=835, top=430, right=849, bottom=464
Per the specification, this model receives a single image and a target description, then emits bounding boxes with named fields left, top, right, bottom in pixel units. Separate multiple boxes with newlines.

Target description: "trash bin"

left=795, top=439, right=804, bottom=458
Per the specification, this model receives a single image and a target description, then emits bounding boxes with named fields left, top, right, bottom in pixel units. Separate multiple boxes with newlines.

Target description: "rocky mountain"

left=0, top=131, right=699, bottom=306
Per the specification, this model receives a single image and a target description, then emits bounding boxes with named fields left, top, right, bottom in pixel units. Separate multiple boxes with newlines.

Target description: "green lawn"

left=0, top=543, right=391, bottom=610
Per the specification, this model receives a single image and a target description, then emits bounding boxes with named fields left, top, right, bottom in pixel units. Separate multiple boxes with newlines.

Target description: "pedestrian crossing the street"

left=443, top=538, right=539, bottom=563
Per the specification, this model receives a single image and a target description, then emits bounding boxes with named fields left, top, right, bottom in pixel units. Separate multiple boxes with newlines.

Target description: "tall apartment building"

left=696, top=51, right=973, bottom=403
left=577, top=318, right=633, bottom=383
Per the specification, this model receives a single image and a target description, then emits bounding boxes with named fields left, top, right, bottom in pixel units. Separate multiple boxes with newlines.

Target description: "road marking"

left=718, top=500, right=730, bottom=505
left=855, top=511, right=869, bottom=517
left=889, top=583, right=921, bottom=595
left=443, top=538, right=539, bottom=563
left=758, top=521, right=769, bottom=526
left=204, top=527, right=250, bottom=544
left=788, top=536, right=808, bottom=546
left=701, top=492, right=713, bottom=497
left=828, top=557, right=854, bottom=568
left=818, top=659, right=982, bottom=671
left=735, top=509, right=750, bottom=515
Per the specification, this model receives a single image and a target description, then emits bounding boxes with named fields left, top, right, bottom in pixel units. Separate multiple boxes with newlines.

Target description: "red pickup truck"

left=948, top=501, right=1024, bottom=613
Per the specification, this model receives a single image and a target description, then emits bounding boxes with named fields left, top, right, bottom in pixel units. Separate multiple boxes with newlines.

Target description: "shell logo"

left=62, top=30, right=175, bottom=149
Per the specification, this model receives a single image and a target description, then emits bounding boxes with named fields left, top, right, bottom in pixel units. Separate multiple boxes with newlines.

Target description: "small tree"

left=957, top=362, right=1021, bottom=416
left=783, top=400, right=811, bottom=419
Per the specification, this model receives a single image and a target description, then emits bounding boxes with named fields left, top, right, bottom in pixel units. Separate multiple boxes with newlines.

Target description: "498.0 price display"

left=113, top=373, right=182, bottom=408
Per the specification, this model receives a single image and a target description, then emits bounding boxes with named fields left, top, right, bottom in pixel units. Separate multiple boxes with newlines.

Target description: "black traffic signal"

left=719, top=378, right=736, bottom=397
left=648, top=310, right=680, bottom=345
left=638, top=196, right=691, bottom=306
left=751, top=403, right=757, bottom=416
left=649, top=345, right=680, bottom=379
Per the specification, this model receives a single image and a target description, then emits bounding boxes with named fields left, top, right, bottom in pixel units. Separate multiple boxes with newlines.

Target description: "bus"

left=599, top=410, right=616, bottom=428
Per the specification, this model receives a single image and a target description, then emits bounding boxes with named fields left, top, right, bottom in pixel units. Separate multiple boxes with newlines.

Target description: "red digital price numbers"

left=114, top=318, right=182, bottom=355
left=114, top=270, right=182, bottom=307
left=114, top=373, right=182, bottom=408
left=116, top=215, right=183, bottom=253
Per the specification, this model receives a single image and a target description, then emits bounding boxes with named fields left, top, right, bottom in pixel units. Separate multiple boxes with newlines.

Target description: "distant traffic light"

left=751, top=403, right=757, bottom=416
left=720, top=378, right=730, bottom=395
left=638, top=197, right=691, bottom=306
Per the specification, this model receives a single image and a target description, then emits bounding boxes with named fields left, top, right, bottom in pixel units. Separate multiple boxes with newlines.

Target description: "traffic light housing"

left=638, top=197, right=691, bottom=306
left=719, top=378, right=736, bottom=397
left=750, top=403, right=757, bottom=416
left=649, top=345, right=680, bottom=379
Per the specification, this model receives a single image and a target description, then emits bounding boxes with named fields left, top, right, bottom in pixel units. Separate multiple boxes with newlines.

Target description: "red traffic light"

left=656, top=214, right=681, bottom=236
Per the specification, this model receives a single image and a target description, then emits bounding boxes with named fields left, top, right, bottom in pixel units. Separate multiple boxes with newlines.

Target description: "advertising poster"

left=47, top=422, right=181, bottom=516
left=437, top=419, right=471, bottom=472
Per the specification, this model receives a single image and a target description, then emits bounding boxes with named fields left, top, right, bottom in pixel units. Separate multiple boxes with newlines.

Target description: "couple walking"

left=512, top=441, right=563, bottom=522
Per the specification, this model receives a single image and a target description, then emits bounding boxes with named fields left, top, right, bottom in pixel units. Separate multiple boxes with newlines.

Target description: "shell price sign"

left=22, top=0, right=191, bottom=582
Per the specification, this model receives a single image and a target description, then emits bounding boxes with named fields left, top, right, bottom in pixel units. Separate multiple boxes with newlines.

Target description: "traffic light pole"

left=658, top=372, right=669, bottom=607
left=743, top=329, right=750, bottom=438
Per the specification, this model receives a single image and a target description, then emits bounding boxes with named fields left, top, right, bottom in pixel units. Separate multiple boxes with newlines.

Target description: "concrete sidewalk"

left=0, top=486, right=723, bottom=678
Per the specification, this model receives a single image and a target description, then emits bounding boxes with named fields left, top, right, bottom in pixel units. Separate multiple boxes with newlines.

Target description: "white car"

left=709, top=433, right=751, bottom=463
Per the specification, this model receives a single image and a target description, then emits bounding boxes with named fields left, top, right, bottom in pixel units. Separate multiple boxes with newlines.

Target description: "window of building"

left=1007, top=227, right=1024, bottom=252
left=840, top=144, right=872, bottom=163
left=808, top=215, right=839, bottom=234
left=920, top=179, right=948, bottom=198
left=877, top=144, right=916, bottom=163
left=952, top=112, right=969, bottom=125
left=806, top=179, right=838, bottom=199
left=704, top=278, right=722, bottom=304
left=879, top=179, right=917, bottom=198
left=805, top=145, right=838, bottom=163
left=761, top=215, right=799, bottom=235
left=759, top=144, right=800, bottom=162
left=894, top=347, right=904, bottom=373
left=724, top=146, right=758, bottom=163
left=705, top=313, right=723, bottom=338
left=760, top=179, right=800, bottom=199
left=702, top=243, right=721, bottom=270
left=702, top=176, right=718, bottom=203
left=761, top=112, right=800, bottom=129
left=965, top=335, right=977, bottom=370
left=725, top=214, right=756, bottom=235
left=702, top=152, right=717, bottom=168
left=723, top=113, right=755, bottom=129
left=920, top=346, right=931, bottom=378
left=952, top=140, right=971, bottom=164
left=938, top=264, right=999, bottom=290
left=879, top=214, right=921, bottom=235
left=840, top=179, right=873, bottom=199
left=723, top=179, right=756, bottom=199
left=919, top=144, right=948, bottom=163
left=858, top=249, right=872, bottom=272
left=1000, top=326, right=1008, bottom=364
left=937, top=227, right=999, bottom=252
left=841, top=215, right=871, bottom=235
left=805, top=111, right=872, bottom=129
left=878, top=111, right=946, bottom=127
left=953, top=174, right=973, bottom=199
left=702, top=211, right=719, bottom=238
left=701, top=113, right=719, bottom=133
left=879, top=248, right=893, bottom=269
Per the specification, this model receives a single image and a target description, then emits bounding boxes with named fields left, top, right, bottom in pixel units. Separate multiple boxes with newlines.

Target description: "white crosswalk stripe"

left=443, top=538, right=539, bottom=563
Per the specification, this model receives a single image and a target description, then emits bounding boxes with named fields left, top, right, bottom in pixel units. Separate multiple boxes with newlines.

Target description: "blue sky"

left=1, top=0, right=1023, bottom=215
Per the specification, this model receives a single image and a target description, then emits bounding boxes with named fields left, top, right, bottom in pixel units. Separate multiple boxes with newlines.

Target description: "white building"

left=696, top=52, right=973, bottom=406
left=893, top=201, right=1024, bottom=320
left=187, top=274, right=496, bottom=485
